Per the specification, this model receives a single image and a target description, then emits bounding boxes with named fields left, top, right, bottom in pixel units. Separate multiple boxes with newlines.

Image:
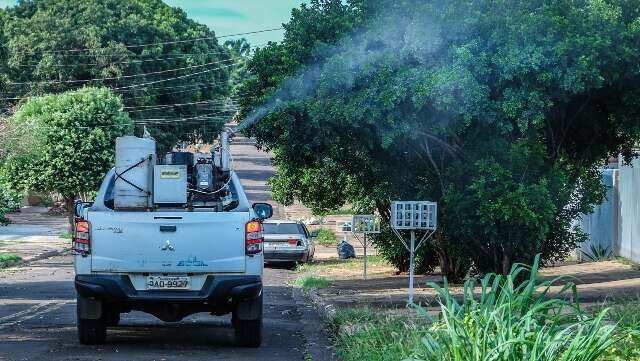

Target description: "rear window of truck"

left=263, top=223, right=303, bottom=235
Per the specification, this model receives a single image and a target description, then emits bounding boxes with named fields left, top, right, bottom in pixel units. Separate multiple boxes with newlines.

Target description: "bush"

left=0, top=253, right=22, bottom=268
left=581, top=244, right=614, bottom=262
left=372, top=224, right=439, bottom=274
left=0, top=183, right=22, bottom=225
left=314, top=228, right=338, bottom=246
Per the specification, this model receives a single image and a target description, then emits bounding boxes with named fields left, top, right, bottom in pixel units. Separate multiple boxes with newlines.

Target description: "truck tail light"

left=72, top=219, right=91, bottom=256
left=245, top=220, right=263, bottom=255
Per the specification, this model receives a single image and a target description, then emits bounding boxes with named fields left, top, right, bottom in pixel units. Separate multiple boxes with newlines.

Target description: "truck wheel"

left=76, top=297, right=106, bottom=345
left=234, top=317, right=262, bottom=347
left=77, top=318, right=106, bottom=345
left=105, top=310, right=120, bottom=327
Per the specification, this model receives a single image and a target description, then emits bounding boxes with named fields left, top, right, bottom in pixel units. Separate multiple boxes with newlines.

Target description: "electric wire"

left=113, top=62, right=239, bottom=90
left=4, top=28, right=282, bottom=55
left=10, top=42, right=265, bottom=67
left=6, top=58, right=237, bottom=86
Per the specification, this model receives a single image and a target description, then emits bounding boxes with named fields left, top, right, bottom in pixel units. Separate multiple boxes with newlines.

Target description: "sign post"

left=390, top=201, right=437, bottom=304
left=352, top=215, right=381, bottom=279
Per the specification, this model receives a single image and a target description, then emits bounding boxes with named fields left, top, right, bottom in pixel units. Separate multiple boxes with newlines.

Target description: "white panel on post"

left=351, top=214, right=380, bottom=280
left=390, top=200, right=438, bottom=304
left=336, top=220, right=353, bottom=233
left=391, top=201, right=437, bottom=230
left=352, top=215, right=381, bottom=234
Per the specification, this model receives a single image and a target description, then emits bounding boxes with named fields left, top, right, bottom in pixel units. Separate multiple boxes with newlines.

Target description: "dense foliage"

left=0, top=0, right=233, bottom=151
left=239, top=0, right=640, bottom=277
left=2, top=87, right=132, bottom=225
left=0, top=182, right=21, bottom=225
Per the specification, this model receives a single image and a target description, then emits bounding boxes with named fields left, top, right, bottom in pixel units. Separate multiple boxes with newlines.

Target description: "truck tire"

left=104, top=310, right=120, bottom=327
left=234, top=317, right=262, bottom=347
left=77, top=318, right=106, bottom=345
left=76, top=297, right=106, bottom=345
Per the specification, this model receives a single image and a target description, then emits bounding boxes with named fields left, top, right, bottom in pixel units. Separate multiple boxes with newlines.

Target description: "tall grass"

left=592, top=301, right=640, bottom=360
left=332, top=255, right=624, bottom=361
left=297, top=275, right=330, bottom=291
left=332, top=308, right=424, bottom=361
left=412, top=255, right=617, bottom=361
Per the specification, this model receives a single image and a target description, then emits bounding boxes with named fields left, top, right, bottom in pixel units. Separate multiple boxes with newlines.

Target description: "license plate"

left=265, top=242, right=293, bottom=250
left=146, top=275, right=190, bottom=290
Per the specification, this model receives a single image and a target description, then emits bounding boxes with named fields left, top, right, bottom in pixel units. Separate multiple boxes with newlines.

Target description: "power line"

left=0, top=114, right=231, bottom=138
left=124, top=99, right=237, bottom=110
left=11, top=50, right=229, bottom=67
left=0, top=63, right=241, bottom=103
left=10, top=42, right=265, bottom=66
left=113, top=62, right=239, bottom=90
left=7, top=58, right=236, bottom=86
left=6, top=28, right=282, bottom=55
left=127, top=106, right=238, bottom=114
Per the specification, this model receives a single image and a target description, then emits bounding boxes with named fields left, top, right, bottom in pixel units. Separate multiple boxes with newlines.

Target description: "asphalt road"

left=0, top=256, right=330, bottom=361
left=0, top=135, right=333, bottom=361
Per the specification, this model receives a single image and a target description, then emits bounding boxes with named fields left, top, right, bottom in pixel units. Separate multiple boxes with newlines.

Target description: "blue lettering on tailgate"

left=176, top=256, right=208, bottom=267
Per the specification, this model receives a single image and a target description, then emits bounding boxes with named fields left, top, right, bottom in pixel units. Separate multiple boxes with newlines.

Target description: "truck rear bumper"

left=75, top=274, right=262, bottom=305
left=264, top=250, right=311, bottom=263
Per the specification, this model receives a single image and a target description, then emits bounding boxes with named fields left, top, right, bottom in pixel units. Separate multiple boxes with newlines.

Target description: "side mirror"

left=252, top=203, right=273, bottom=220
left=310, top=230, right=319, bottom=238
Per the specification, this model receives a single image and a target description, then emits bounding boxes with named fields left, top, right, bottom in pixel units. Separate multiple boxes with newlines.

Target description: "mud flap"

left=235, top=294, right=263, bottom=321
left=77, top=296, right=103, bottom=320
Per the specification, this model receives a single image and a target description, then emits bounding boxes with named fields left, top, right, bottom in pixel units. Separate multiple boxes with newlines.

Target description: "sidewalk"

left=0, top=207, right=69, bottom=262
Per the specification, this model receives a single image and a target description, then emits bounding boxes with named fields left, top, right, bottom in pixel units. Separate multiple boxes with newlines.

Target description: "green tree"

left=240, top=0, right=640, bottom=278
left=2, top=87, right=132, bottom=226
left=1, top=0, right=233, bottom=151
left=224, top=38, right=251, bottom=96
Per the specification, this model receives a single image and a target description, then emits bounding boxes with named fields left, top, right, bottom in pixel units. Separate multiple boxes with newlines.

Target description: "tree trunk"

left=501, top=253, right=511, bottom=276
left=434, top=235, right=470, bottom=284
left=64, top=196, right=75, bottom=231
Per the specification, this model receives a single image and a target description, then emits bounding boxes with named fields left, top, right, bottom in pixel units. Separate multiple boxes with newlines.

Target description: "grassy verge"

left=329, top=255, right=632, bottom=361
left=296, top=255, right=388, bottom=273
left=589, top=300, right=640, bottom=360
left=297, top=275, right=330, bottom=291
left=0, top=253, right=22, bottom=268
left=330, top=307, right=424, bottom=361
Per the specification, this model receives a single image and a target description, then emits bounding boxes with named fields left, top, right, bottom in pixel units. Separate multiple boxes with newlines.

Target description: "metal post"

left=408, top=230, right=415, bottom=304
left=363, top=233, right=368, bottom=280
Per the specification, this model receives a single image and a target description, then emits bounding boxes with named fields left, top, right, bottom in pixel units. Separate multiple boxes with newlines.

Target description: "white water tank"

left=114, top=136, right=156, bottom=210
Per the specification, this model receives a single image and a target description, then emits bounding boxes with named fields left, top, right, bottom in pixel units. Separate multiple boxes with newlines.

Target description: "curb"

left=24, top=249, right=66, bottom=263
left=306, top=287, right=337, bottom=321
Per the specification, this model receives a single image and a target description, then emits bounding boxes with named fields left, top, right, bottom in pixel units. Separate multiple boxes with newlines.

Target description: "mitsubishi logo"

left=161, top=240, right=175, bottom=251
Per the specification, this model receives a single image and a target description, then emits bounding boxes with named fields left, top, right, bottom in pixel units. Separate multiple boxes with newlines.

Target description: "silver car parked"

left=262, top=220, right=315, bottom=265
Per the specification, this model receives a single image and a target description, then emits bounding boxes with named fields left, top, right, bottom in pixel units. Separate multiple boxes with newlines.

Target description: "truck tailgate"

left=89, top=211, right=249, bottom=273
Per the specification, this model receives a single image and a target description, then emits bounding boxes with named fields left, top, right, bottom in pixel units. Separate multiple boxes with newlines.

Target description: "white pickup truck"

left=72, top=133, right=272, bottom=347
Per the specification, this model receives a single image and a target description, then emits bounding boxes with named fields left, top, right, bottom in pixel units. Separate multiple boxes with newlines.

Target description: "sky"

left=0, top=0, right=305, bottom=45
